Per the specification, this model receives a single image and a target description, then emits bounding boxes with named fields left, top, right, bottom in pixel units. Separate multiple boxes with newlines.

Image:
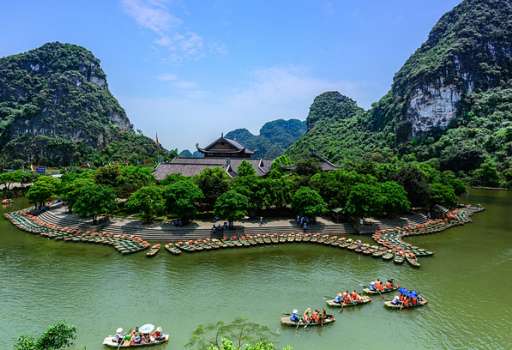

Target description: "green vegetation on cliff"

left=225, top=119, right=306, bottom=159
left=287, top=0, right=512, bottom=188
left=0, top=42, right=167, bottom=168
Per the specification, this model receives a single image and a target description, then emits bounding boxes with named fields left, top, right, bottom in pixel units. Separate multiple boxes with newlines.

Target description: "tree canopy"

left=214, top=190, right=249, bottom=225
left=14, top=321, right=77, bottom=350
left=127, top=185, right=165, bottom=223
left=72, top=183, right=117, bottom=221
left=195, top=167, right=231, bottom=209
left=291, top=187, right=327, bottom=218
left=164, top=179, right=204, bottom=223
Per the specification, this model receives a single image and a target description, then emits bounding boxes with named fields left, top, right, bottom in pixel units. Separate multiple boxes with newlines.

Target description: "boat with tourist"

left=384, top=288, right=427, bottom=310
left=281, top=308, right=335, bottom=327
left=326, top=290, right=371, bottom=307
left=363, top=279, right=398, bottom=295
left=103, top=324, right=169, bottom=348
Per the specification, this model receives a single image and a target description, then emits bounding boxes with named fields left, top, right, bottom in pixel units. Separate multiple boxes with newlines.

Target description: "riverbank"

left=5, top=203, right=484, bottom=268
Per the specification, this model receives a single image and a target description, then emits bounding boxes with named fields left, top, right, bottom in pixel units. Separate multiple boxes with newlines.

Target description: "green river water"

left=1, top=189, right=511, bottom=350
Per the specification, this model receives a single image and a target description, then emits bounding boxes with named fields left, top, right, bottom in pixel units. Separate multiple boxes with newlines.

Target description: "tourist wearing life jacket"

left=385, top=279, right=393, bottom=289
left=311, top=310, right=320, bottom=323
left=303, top=308, right=311, bottom=322
left=342, top=290, right=351, bottom=304
left=351, top=290, right=361, bottom=302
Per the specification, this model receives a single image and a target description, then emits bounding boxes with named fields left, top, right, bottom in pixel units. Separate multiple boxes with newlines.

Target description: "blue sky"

left=1, top=0, right=461, bottom=151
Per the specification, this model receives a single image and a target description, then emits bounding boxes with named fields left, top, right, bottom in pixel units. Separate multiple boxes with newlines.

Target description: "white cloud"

left=122, top=66, right=380, bottom=150
left=121, top=0, right=205, bottom=60
left=157, top=73, right=177, bottom=81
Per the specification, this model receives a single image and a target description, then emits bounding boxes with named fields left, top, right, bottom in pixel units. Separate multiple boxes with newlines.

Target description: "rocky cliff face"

left=0, top=42, right=162, bottom=166
left=374, top=0, right=512, bottom=140
left=287, top=0, right=512, bottom=186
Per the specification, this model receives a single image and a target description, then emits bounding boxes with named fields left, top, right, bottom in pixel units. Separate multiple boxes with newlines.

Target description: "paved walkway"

left=38, top=207, right=355, bottom=241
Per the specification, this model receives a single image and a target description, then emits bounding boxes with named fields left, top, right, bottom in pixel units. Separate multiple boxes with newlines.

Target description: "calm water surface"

left=1, top=189, right=511, bottom=349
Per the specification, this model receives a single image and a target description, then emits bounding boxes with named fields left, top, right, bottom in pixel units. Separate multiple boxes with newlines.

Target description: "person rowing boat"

left=103, top=324, right=169, bottom=348
left=282, top=308, right=335, bottom=327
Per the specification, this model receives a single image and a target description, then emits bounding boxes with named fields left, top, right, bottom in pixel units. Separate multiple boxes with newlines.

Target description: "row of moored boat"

left=5, top=210, right=150, bottom=254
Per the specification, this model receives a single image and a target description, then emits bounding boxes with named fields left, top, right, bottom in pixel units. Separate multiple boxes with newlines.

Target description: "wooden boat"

left=382, top=252, right=394, bottom=261
left=340, top=241, right=351, bottom=248
left=325, top=296, right=371, bottom=307
left=280, top=315, right=335, bottom=327
left=372, top=250, right=385, bottom=258
left=295, top=234, right=304, bottom=242
left=302, top=234, right=311, bottom=242
left=363, top=287, right=398, bottom=295
left=271, top=235, right=279, bottom=244
left=279, top=235, right=287, bottom=243
left=393, top=255, right=405, bottom=264
left=406, top=255, right=421, bottom=268
left=384, top=298, right=428, bottom=309
left=103, top=334, right=169, bottom=348
left=164, top=244, right=182, bottom=255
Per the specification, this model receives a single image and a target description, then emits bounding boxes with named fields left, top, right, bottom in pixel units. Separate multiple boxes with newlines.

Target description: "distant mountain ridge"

left=225, top=118, right=306, bottom=159
left=0, top=42, right=166, bottom=167
left=287, top=0, right=512, bottom=187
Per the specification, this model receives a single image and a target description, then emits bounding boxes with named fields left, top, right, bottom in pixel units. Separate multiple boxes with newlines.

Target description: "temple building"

left=154, top=134, right=272, bottom=179
left=154, top=134, right=337, bottom=180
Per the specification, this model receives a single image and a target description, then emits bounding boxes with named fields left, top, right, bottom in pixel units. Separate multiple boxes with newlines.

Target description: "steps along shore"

left=5, top=205, right=483, bottom=267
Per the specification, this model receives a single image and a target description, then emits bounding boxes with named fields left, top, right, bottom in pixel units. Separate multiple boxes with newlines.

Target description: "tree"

left=94, top=164, right=120, bottom=187
left=257, top=176, right=294, bottom=210
left=26, top=176, right=59, bottom=209
left=291, top=187, right=327, bottom=219
left=72, top=183, right=117, bottom=222
left=378, top=181, right=411, bottom=216
left=441, top=171, right=466, bottom=195
left=116, top=165, right=155, bottom=198
left=127, top=185, right=165, bottom=223
left=195, top=167, right=232, bottom=210
left=0, top=170, right=34, bottom=191
left=214, top=190, right=249, bottom=227
left=15, top=321, right=77, bottom=350
left=205, top=339, right=292, bottom=350
left=59, top=177, right=95, bottom=211
left=393, top=166, right=432, bottom=207
left=237, top=160, right=256, bottom=177
left=309, top=170, right=375, bottom=209
left=344, top=183, right=384, bottom=218
left=471, top=158, right=500, bottom=187
left=294, top=158, right=321, bottom=177
left=186, top=319, right=281, bottom=350
left=430, top=182, right=457, bottom=208
left=163, top=179, right=204, bottom=223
